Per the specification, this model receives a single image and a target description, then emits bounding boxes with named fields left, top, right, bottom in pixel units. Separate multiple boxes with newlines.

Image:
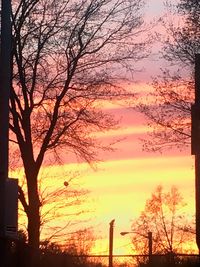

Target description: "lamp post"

left=120, top=231, right=153, bottom=267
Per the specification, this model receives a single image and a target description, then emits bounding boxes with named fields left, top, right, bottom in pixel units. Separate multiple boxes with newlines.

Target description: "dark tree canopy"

left=10, top=0, right=148, bottom=165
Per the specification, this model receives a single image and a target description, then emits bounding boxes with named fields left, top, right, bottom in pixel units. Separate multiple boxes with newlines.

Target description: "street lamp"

left=120, top=231, right=153, bottom=266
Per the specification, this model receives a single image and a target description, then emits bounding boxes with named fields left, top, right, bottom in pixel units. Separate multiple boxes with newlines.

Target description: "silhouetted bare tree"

left=10, top=0, right=148, bottom=249
left=137, top=0, right=200, bottom=152
left=131, top=186, right=195, bottom=254
left=18, top=173, right=90, bottom=243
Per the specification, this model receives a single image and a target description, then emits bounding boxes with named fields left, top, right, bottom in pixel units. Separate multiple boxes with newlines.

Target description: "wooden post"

left=148, top=231, right=153, bottom=266
left=109, top=219, right=115, bottom=267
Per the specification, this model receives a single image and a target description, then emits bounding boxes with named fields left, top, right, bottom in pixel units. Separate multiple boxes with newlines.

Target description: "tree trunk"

left=27, top=199, right=40, bottom=249
left=22, top=157, right=41, bottom=250
left=25, top=166, right=41, bottom=267
left=27, top=207, right=40, bottom=267
left=27, top=171, right=40, bottom=249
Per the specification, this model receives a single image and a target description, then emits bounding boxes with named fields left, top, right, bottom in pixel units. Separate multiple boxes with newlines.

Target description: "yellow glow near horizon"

left=11, top=152, right=197, bottom=254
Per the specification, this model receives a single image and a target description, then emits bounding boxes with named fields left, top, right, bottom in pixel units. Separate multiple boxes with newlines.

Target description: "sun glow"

left=10, top=150, right=196, bottom=253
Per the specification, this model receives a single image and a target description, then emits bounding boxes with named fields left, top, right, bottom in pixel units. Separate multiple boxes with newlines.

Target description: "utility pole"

left=191, top=54, right=200, bottom=253
left=121, top=231, right=153, bottom=266
left=109, top=219, right=115, bottom=267
left=148, top=231, right=153, bottom=267
left=0, top=0, right=12, bottom=266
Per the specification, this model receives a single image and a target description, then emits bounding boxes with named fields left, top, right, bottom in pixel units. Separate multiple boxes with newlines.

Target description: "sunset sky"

left=10, top=0, right=198, bottom=255
left=35, top=104, right=196, bottom=254
left=83, top=0, right=197, bottom=254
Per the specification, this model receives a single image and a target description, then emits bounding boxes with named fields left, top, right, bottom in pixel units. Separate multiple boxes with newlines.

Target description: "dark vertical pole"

left=0, top=0, right=12, bottom=266
left=195, top=54, right=200, bottom=104
left=148, top=232, right=153, bottom=267
left=192, top=54, right=200, bottom=253
left=109, top=219, right=115, bottom=267
left=195, top=153, right=200, bottom=253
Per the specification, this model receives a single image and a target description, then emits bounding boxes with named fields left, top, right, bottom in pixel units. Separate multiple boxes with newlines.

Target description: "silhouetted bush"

left=15, top=240, right=104, bottom=267
left=138, top=254, right=200, bottom=267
